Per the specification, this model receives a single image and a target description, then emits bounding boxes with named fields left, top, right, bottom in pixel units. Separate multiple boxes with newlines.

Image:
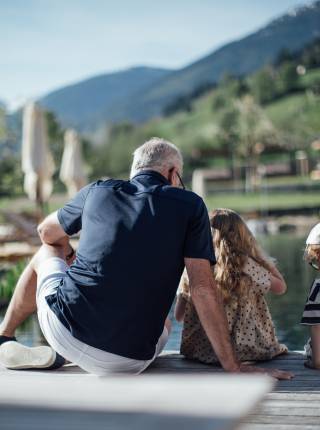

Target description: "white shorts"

left=36, top=257, right=169, bottom=375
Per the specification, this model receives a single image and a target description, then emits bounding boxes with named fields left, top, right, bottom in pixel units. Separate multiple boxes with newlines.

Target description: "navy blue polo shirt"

left=47, top=170, right=215, bottom=360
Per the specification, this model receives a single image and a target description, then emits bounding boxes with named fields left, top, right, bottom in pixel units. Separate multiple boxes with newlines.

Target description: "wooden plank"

left=254, top=406, right=320, bottom=416
left=0, top=373, right=273, bottom=416
left=157, top=351, right=305, bottom=361
left=0, top=373, right=274, bottom=430
left=266, top=393, right=320, bottom=400
left=245, top=415, right=320, bottom=425
left=0, top=241, right=39, bottom=261
left=1, top=211, right=40, bottom=245
left=1, top=350, right=319, bottom=429
left=0, top=406, right=234, bottom=430
left=243, top=424, right=320, bottom=430
left=262, top=400, right=320, bottom=408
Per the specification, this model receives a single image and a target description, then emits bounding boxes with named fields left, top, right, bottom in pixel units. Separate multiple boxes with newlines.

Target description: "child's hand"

left=239, top=363, right=294, bottom=380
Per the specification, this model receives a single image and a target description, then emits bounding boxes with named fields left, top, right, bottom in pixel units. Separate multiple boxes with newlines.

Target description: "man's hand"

left=239, top=363, right=294, bottom=380
left=65, top=244, right=76, bottom=266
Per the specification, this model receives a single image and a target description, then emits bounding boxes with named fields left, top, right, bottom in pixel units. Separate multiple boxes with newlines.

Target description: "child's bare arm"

left=174, top=294, right=187, bottom=322
left=244, top=257, right=287, bottom=295
left=269, top=264, right=287, bottom=295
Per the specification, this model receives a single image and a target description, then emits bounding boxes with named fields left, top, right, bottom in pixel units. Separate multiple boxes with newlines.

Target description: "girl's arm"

left=174, top=294, right=187, bottom=322
left=244, top=257, right=287, bottom=295
left=268, top=264, right=287, bottom=295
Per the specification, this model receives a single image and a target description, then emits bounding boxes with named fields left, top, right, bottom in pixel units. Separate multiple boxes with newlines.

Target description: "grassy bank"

left=205, top=191, right=320, bottom=213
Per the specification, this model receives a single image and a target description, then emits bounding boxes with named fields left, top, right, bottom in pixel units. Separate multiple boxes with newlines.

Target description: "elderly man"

left=0, top=138, right=292, bottom=378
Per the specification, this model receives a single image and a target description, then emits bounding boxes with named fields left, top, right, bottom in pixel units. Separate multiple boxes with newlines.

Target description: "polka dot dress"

left=179, top=257, right=288, bottom=364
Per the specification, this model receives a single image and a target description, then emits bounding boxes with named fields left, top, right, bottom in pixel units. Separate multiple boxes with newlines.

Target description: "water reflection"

left=261, top=233, right=313, bottom=351
left=0, top=233, right=315, bottom=351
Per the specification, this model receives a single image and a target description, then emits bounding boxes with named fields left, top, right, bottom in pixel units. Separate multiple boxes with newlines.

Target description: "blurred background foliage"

left=0, top=38, right=319, bottom=193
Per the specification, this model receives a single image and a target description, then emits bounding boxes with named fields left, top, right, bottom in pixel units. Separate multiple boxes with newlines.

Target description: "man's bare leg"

left=0, top=239, right=69, bottom=338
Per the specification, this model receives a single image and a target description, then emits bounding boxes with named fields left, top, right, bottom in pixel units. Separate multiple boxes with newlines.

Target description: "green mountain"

left=40, top=67, right=172, bottom=130
left=89, top=37, right=320, bottom=179
left=40, top=1, right=320, bottom=131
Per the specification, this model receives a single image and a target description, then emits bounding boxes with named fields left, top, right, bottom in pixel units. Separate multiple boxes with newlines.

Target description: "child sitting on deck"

left=301, top=223, right=320, bottom=369
left=175, top=208, right=288, bottom=365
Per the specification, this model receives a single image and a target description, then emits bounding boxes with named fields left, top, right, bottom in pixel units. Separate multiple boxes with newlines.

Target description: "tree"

left=220, top=74, right=248, bottom=99
left=235, top=96, right=278, bottom=191
left=274, top=48, right=294, bottom=66
left=249, top=67, right=277, bottom=104
left=215, top=104, right=240, bottom=179
left=277, top=61, right=298, bottom=94
left=44, top=111, right=66, bottom=192
left=0, top=108, right=24, bottom=196
left=0, top=107, right=7, bottom=142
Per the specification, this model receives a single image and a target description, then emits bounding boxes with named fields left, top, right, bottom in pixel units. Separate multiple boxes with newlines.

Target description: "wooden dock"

left=150, top=351, right=320, bottom=430
left=0, top=350, right=319, bottom=430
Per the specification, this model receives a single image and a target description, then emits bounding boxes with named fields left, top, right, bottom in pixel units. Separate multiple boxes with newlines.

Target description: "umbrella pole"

left=36, top=180, right=45, bottom=222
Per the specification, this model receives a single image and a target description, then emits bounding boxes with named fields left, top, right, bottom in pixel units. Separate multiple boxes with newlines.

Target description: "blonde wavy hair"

left=210, top=209, right=273, bottom=303
left=304, top=244, right=320, bottom=265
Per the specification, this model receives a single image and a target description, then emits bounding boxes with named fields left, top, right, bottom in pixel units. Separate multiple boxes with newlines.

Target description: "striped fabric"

left=301, top=278, right=320, bottom=325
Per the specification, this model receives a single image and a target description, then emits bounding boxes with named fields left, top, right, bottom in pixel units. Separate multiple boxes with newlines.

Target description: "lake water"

left=0, top=232, right=315, bottom=352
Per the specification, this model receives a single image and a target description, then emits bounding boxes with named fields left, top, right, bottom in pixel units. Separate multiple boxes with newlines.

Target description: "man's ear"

left=168, top=168, right=175, bottom=185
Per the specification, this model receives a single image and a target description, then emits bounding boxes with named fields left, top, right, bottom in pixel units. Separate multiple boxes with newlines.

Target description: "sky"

left=0, top=0, right=314, bottom=110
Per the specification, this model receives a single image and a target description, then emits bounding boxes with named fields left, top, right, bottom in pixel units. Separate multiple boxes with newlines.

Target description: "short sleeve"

left=57, top=183, right=93, bottom=236
left=183, top=199, right=215, bottom=265
left=243, top=257, right=271, bottom=295
left=177, top=268, right=191, bottom=300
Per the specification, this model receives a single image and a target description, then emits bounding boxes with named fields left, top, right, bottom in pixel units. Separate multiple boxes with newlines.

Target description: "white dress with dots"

left=179, top=257, right=288, bottom=364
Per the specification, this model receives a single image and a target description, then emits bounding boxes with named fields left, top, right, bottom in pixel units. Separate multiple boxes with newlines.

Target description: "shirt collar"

left=131, top=170, right=171, bottom=186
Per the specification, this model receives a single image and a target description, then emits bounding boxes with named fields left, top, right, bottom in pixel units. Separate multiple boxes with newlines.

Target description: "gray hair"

left=130, top=137, right=183, bottom=178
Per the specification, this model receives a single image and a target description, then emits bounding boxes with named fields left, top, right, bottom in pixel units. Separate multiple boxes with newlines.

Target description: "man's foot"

left=0, top=335, right=17, bottom=345
left=0, top=341, right=65, bottom=370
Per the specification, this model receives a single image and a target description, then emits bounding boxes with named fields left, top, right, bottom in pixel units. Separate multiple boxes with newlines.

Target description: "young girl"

left=175, top=208, right=288, bottom=365
left=301, top=222, right=320, bottom=369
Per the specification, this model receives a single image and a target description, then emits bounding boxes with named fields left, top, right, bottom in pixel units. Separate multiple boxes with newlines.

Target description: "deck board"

left=0, top=367, right=273, bottom=430
left=148, top=351, right=320, bottom=429
left=0, top=350, right=319, bottom=430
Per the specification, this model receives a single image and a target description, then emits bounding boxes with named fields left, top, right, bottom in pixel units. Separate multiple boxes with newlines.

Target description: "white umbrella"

left=22, top=102, right=55, bottom=207
left=60, top=129, right=87, bottom=197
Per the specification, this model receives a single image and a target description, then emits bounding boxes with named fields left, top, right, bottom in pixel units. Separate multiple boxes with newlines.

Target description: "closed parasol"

left=22, top=102, right=55, bottom=210
left=60, top=129, right=87, bottom=197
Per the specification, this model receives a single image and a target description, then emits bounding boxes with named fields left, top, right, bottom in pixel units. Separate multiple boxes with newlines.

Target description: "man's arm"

left=185, top=257, right=240, bottom=372
left=37, top=211, right=68, bottom=245
left=185, top=258, right=294, bottom=379
left=37, top=211, right=76, bottom=263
